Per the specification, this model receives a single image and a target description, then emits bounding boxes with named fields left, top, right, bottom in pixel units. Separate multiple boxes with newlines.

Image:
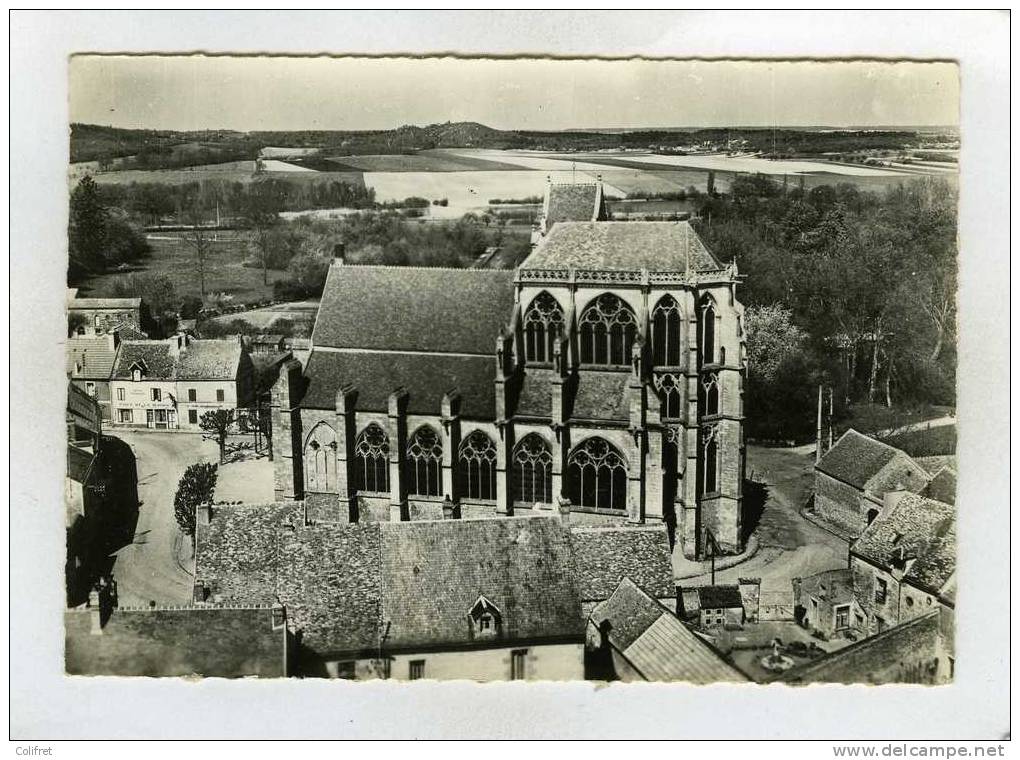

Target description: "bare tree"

left=181, top=203, right=212, bottom=298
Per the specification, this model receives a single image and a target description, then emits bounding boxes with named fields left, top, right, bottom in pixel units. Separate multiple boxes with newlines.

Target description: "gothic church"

left=271, top=180, right=747, bottom=559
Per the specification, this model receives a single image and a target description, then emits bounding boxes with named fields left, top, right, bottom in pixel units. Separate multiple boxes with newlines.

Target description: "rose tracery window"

left=512, top=433, right=553, bottom=505
left=406, top=426, right=443, bottom=497
left=653, top=373, right=684, bottom=419
left=652, top=295, right=683, bottom=366
left=353, top=424, right=389, bottom=493
left=458, top=430, right=497, bottom=501
left=523, top=292, right=565, bottom=364
left=579, top=294, right=637, bottom=367
left=566, top=436, right=628, bottom=512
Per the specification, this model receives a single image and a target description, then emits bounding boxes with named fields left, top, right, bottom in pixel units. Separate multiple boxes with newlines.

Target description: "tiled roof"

left=521, top=221, right=722, bottom=272
left=569, top=370, right=632, bottom=422
left=922, top=467, right=956, bottom=506
left=816, top=429, right=901, bottom=489
left=64, top=605, right=286, bottom=678
left=68, top=296, right=141, bottom=309
left=570, top=525, right=675, bottom=602
left=110, top=323, right=149, bottom=341
left=312, top=264, right=516, bottom=354
left=781, top=611, right=942, bottom=685
left=544, top=183, right=605, bottom=228
left=67, top=336, right=119, bottom=379
left=300, top=349, right=495, bottom=419
left=177, top=340, right=242, bottom=380
left=695, top=585, right=744, bottom=610
left=111, top=341, right=177, bottom=380
left=379, top=517, right=583, bottom=650
left=590, top=578, right=746, bottom=683
left=851, top=493, right=955, bottom=594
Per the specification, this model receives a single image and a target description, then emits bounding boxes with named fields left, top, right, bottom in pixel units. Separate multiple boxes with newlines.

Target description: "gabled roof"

left=177, top=339, right=243, bottom=381
left=851, top=492, right=955, bottom=595
left=816, top=429, right=903, bottom=489
left=569, top=525, right=675, bottom=602
left=922, top=467, right=956, bottom=506
left=695, top=585, right=744, bottom=610
left=590, top=578, right=746, bottom=683
left=379, top=518, right=583, bottom=650
left=112, top=341, right=176, bottom=380
left=299, top=349, right=495, bottom=418
left=64, top=605, right=286, bottom=678
left=311, top=264, right=516, bottom=354
left=110, top=323, right=148, bottom=341
left=67, top=335, right=119, bottom=379
left=521, top=221, right=722, bottom=272
left=543, top=182, right=607, bottom=230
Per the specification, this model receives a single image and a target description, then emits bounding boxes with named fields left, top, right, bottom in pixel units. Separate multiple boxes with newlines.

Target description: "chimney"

left=88, top=589, right=102, bottom=635
left=333, top=242, right=346, bottom=264
left=442, top=496, right=459, bottom=520
left=557, top=496, right=572, bottom=525
left=196, top=502, right=212, bottom=526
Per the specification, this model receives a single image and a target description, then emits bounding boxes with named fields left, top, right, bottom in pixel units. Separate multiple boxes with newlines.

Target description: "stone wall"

left=814, top=472, right=872, bottom=538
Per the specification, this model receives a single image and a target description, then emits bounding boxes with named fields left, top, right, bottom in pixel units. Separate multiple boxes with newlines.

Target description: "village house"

left=194, top=505, right=674, bottom=680
left=67, top=288, right=142, bottom=336
left=678, top=583, right=751, bottom=629
left=792, top=568, right=866, bottom=641
left=587, top=578, right=746, bottom=683
left=109, top=335, right=253, bottom=431
left=813, top=429, right=931, bottom=539
left=271, top=179, right=747, bottom=560
left=849, top=491, right=956, bottom=637
left=67, top=332, right=121, bottom=421
left=66, top=383, right=104, bottom=601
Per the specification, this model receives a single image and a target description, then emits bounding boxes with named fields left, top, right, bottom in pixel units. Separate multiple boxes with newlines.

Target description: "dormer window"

left=132, top=368, right=141, bottom=382
left=468, top=596, right=502, bottom=640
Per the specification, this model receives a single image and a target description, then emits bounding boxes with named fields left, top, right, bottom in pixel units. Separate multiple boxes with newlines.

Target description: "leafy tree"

left=200, top=409, right=235, bottom=464
left=243, top=180, right=288, bottom=284
left=110, top=272, right=177, bottom=335
left=68, top=176, right=108, bottom=281
left=181, top=201, right=213, bottom=297
left=68, top=312, right=88, bottom=337
left=173, top=462, right=218, bottom=537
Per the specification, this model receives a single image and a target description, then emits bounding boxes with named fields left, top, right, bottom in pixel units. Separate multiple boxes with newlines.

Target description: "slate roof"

left=68, top=296, right=142, bottom=309
left=67, top=336, right=119, bottom=379
left=521, top=221, right=722, bottom=272
left=781, top=611, right=942, bottom=685
left=299, top=349, right=496, bottom=419
left=311, top=264, right=516, bottom=354
left=379, top=518, right=583, bottom=650
left=922, top=467, right=956, bottom=506
left=543, top=182, right=605, bottom=228
left=64, top=605, right=286, bottom=678
left=197, top=508, right=588, bottom=657
left=111, top=341, right=177, bottom=380
left=816, top=429, right=902, bottom=489
left=589, top=578, right=746, bottom=683
left=110, top=323, right=148, bottom=340
left=851, top=493, right=956, bottom=595
left=695, top=585, right=744, bottom=610
left=177, top=340, right=242, bottom=381
left=569, top=525, right=675, bottom=602
left=514, top=368, right=554, bottom=418
left=569, top=371, right=632, bottom=422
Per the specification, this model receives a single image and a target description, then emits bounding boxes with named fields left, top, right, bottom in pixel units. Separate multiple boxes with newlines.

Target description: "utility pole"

left=816, top=384, right=824, bottom=463
left=828, top=387, right=834, bottom=450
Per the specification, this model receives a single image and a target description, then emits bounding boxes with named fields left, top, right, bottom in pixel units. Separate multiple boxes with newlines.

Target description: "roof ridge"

left=336, top=263, right=515, bottom=273
left=68, top=603, right=281, bottom=613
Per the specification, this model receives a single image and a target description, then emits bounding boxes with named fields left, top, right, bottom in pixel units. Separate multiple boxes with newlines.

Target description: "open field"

left=325, top=150, right=524, bottom=172
left=204, top=301, right=319, bottom=334
left=78, top=231, right=290, bottom=303
left=260, top=159, right=317, bottom=172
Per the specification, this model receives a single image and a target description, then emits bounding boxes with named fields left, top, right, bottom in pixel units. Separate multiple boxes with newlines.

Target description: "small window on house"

left=216, top=389, right=225, bottom=402
left=118, top=409, right=133, bottom=424
left=336, top=661, right=356, bottom=680
left=188, top=410, right=198, bottom=424
left=151, top=388, right=161, bottom=402
left=188, top=389, right=197, bottom=402
left=117, top=388, right=125, bottom=401
left=409, top=660, right=425, bottom=680
left=875, top=577, right=888, bottom=605
left=511, top=650, right=528, bottom=681
left=132, top=369, right=141, bottom=382
left=905, top=595, right=915, bottom=607
left=479, top=614, right=492, bottom=631
left=85, top=382, right=96, bottom=398
left=835, top=605, right=850, bottom=630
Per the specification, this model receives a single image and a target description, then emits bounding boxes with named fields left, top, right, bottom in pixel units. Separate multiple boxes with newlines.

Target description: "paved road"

left=680, top=444, right=848, bottom=590
left=110, top=431, right=219, bottom=606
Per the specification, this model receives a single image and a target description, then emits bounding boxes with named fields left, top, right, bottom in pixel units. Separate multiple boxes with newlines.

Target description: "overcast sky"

left=69, top=56, right=959, bottom=132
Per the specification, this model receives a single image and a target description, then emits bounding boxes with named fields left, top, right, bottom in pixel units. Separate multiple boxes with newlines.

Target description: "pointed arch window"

left=653, top=373, right=684, bottom=419
left=458, top=430, right=497, bottom=501
left=304, top=422, right=337, bottom=493
left=523, top=292, right=564, bottom=364
left=652, top=295, right=683, bottom=366
left=566, top=436, right=628, bottom=512
left=699, top=425, right=720, bottom=496
left=579, top=294, right=637, bottom=366
left=698, top=296, right=717, bottom=365
left=353, top=424, right=389, bottom=493
left=698, top=372, right=720, bottom=417
left=406, top=426, right=443, bottom=497
left=512, top=433, right=553, bottom=505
